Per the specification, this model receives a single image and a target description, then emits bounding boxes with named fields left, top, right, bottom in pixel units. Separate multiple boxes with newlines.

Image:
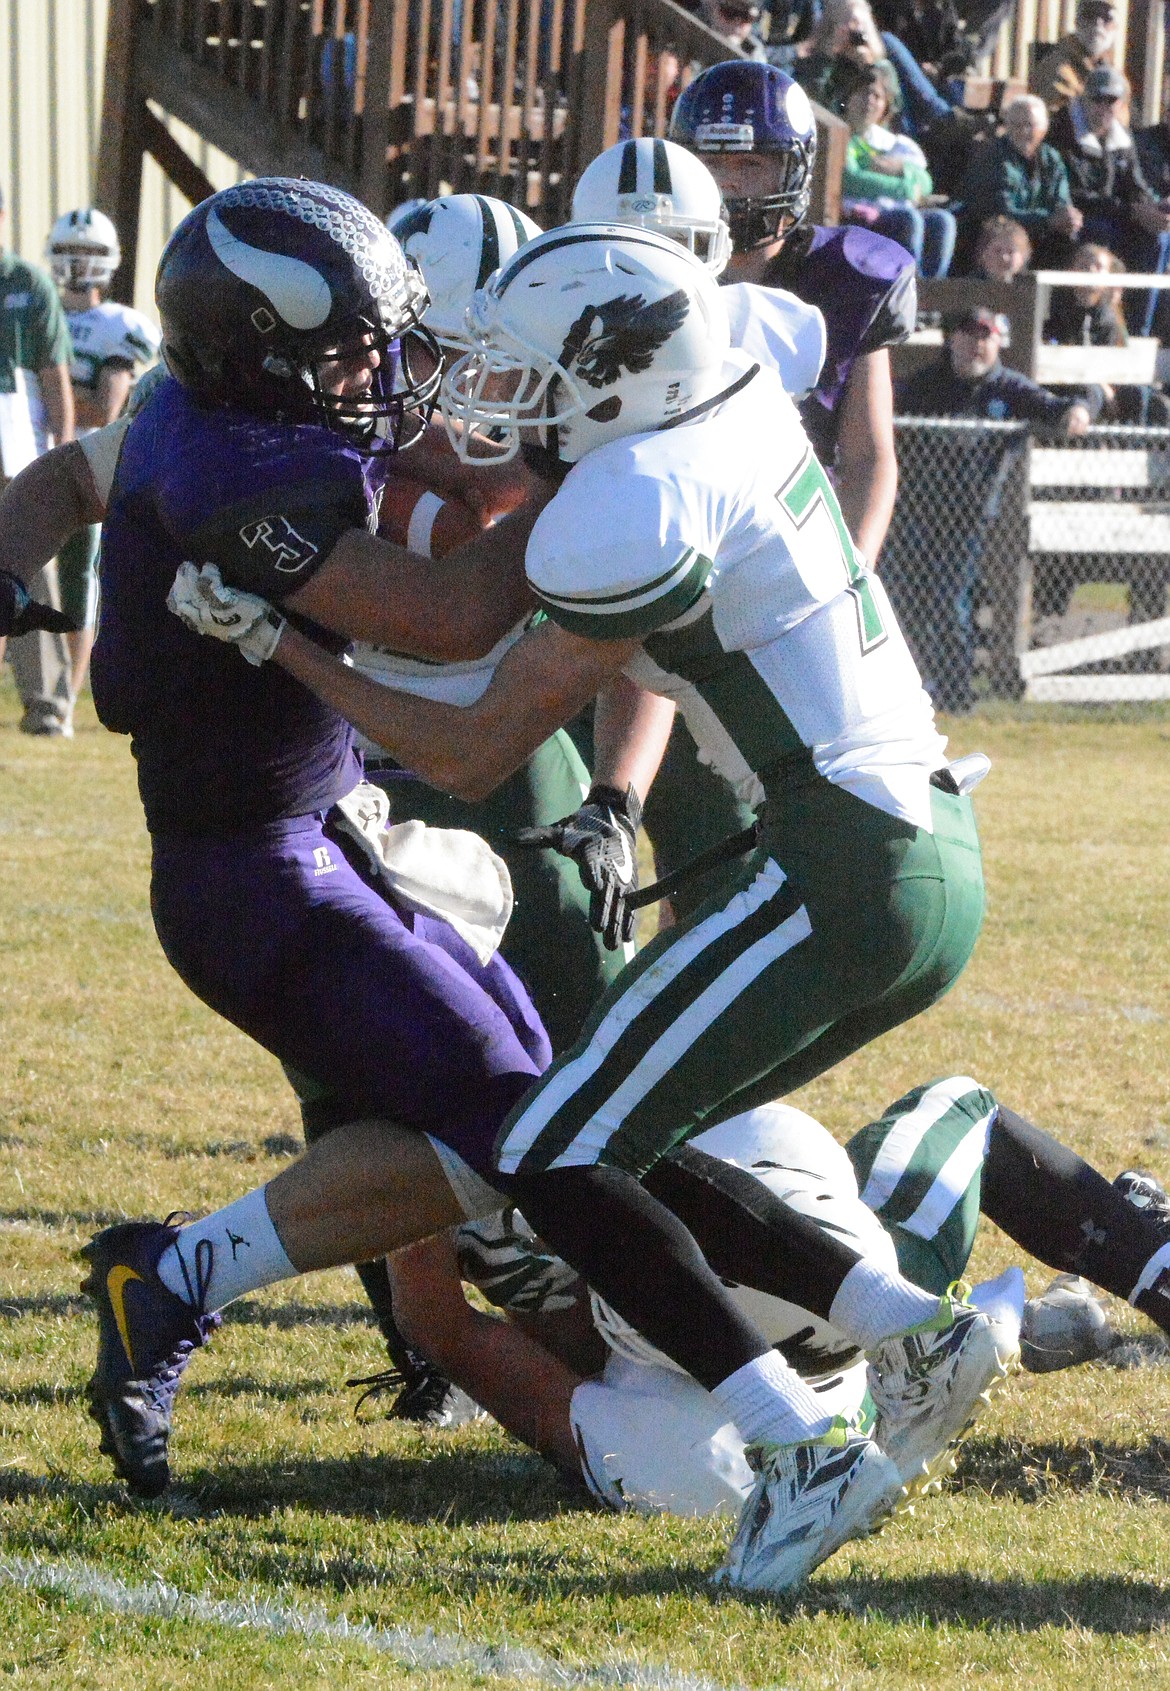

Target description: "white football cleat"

left=713, top=1419, right=904, bottom=1596
left=867, top=1281, right=1020, bottom=1497
left=1021, top=1274, right=1114, bottom=1373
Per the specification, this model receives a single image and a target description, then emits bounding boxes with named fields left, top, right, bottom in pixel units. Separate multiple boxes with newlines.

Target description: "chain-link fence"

left=883, top=420, right=1170, bottom=711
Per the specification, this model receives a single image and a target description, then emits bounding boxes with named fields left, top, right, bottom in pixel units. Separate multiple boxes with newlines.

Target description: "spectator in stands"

left=901, top=304, right=1095, bottom=430
left=889, top=306, right=1094, bottom=710
left=692, top=0, right=771, bottom=58
left=972, top=213, right=1032, bottom=281
left=1034, top=0, right=1119, bottom=114
left=765, top=0, right=821, bottom=54
left=869, top=0, right=968, bottom=83
left=1049, top=66, right=1170, bottom=332
left=839, top=63, right=958, bottom=276
left=1133, top=97, right=1170, bottom=340
left=959, top=94, right=1082, bottom=266
left=1043, top=243, right=1170, bottom=423
left=797, top=0, right=953, bottom=140
left=1134, top=94, right=1170, bottom=201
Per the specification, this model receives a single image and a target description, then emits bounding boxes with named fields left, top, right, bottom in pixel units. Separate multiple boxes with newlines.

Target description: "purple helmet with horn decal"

left=670, top=61, right=817, bottom=251
left=155, top=178, right=441, bottom=452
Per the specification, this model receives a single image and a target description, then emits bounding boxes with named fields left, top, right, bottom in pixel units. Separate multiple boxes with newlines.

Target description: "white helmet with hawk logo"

left=572, top=139, right=731, bottom=276
left=389, top=194, right=542, bottom=353
left=441, top=223, right=731, bottom=471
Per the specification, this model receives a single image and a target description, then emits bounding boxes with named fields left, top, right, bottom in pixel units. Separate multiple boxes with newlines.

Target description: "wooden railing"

left=100, top=0, right=846, bottom=294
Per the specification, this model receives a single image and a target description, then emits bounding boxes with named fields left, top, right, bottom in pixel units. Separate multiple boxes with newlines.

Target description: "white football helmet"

left=46, top=208, right=122, bottom=291
left=591, top=1101, right=899, bottom=1380
left=572, top=138, right=731, bottom=276
left=442, top=223, right=733, bottom=469
left=390, top=194, right=542, bottom=352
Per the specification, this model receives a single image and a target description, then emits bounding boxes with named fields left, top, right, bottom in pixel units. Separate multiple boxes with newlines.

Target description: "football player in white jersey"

left=570, top=137, right=829, bottom=924
left=170, top=225, right=1016, bottom=1593
left=45, top=208, right=160, bottom=709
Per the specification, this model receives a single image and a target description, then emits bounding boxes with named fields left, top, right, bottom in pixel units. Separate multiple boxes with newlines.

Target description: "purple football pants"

left=150, top=812, right=552, bottom=1174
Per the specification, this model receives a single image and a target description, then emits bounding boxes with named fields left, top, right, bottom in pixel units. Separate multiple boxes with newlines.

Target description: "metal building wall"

left=0, top=0, right=243, bottom=320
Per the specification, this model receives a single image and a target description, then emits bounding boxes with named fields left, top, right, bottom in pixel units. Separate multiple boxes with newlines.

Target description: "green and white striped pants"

left=494, top=772, right=986, bottom=1178
left=848, top=1075, right=1000, bottom=1295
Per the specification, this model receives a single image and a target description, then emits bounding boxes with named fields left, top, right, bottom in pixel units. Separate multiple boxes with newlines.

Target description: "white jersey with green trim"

left=722, top=282, right=826, bottom=399
left=525, top=355, right=946, bottom=829
left=66, top=302, right=160, bottom=395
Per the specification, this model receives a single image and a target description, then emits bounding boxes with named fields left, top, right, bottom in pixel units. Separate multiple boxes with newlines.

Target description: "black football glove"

left=514, top=782, right=641, bottom=950
left=0, top=568, right=79, bottom=637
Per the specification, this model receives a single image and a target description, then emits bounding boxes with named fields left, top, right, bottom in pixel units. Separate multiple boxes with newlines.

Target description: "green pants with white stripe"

left=494, top=768, right=985, bottom=1178
left=848, top=1076, right=999, bottom=1295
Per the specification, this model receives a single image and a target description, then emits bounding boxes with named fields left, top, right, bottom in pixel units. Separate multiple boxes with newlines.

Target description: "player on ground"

left=391, top=1078, right=1170, bottom=1514
left=394, top=1082, right=1023, bottom=1515
left=45, top=208, right=160, bottom=713
left=168, top=220, right=1016, bottom=1590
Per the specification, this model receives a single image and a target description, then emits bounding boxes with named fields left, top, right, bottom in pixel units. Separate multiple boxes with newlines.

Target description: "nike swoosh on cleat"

left=106, top=1265, right=144, bottom=1370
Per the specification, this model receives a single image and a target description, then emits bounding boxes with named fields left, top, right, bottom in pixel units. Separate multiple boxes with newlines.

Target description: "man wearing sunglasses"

left=1034, top=0, right=1119, bottom=112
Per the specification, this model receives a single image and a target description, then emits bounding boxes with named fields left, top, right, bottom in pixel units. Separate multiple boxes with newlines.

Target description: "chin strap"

left=657, top=361, right=760, bottom=434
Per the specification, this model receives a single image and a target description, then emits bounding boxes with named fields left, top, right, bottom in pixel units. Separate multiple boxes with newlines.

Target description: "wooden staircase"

left=97, top=0, right=845, bottom=301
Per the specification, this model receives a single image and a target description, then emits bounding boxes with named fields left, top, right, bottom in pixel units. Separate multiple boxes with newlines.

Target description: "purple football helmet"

left=156, top=178, right=441, bottom=452
left=670, top=61, right=817, bottom=250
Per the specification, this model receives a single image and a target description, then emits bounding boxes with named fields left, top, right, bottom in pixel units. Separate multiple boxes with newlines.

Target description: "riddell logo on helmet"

left=695, top=122, right=756, bottom=150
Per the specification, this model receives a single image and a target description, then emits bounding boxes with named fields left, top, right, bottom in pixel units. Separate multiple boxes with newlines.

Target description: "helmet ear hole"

left=586, top=395, right=623, bottom=422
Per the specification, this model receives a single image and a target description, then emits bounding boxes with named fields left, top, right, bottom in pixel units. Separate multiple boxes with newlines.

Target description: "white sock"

left=829, top=1260, right=941, bottom=1350
left=1129, top=1241, right=1170, bottom=1304
left=710, top=1349, right=836, bottom=1447
left=156, top=1186, right=296, bottom=1313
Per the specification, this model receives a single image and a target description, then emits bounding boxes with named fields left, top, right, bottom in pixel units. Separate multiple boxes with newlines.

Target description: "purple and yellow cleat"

left=80, top=1215, right=219, bottom=1498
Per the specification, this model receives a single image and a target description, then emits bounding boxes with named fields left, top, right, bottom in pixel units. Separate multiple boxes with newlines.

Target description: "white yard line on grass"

left=0, top=1553, right=763, bottom=1690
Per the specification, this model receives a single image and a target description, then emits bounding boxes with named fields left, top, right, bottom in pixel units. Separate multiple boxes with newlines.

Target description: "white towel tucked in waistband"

left=332, top=782, right=513, bottom=965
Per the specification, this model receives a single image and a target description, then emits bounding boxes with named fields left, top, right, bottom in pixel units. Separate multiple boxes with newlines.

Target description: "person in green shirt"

left=958, top=94, right=1084, bottom=268
left=839, top=64, right=958, bottom=276
left=0, top=183, right=75, bottom=735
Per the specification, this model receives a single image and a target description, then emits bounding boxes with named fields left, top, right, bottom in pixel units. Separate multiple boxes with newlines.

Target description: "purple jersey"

left=762, top=224, right=916, bottom=464
left=91, top=376, right=376, bottom=835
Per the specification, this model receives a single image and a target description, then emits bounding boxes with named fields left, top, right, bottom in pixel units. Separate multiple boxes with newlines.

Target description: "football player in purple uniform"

left=671, top=59, right=916, bottom=571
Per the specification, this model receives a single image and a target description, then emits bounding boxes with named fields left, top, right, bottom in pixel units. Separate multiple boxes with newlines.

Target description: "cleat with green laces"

left=712, top=1417, right=904, bottom=1595
left=867, top=1279, right=1020, bottom=1497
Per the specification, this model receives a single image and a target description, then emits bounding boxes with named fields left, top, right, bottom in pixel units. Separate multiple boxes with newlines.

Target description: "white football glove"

left=167, top=562, right=286, bottom=666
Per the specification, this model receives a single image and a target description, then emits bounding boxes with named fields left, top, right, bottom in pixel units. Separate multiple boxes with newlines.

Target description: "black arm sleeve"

left=185, top=479, right=369, bottom=602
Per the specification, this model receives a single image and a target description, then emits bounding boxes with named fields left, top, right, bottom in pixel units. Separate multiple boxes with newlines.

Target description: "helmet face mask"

left=669, top=61, right=818, bottom=251
left=572, top=139, right=732, bottom=276
left=440, top=224, right=732, bottom=471
left=157, top=178, right=441, bottom=453
left=47, top=208, right=121, bottom=293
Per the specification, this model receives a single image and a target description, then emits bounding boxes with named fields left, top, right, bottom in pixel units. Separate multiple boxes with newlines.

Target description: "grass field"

left=1, top=672, right=1169, bottom=1689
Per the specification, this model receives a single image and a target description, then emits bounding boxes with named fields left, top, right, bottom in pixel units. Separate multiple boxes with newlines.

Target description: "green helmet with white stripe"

left=441, top=223, right=731, bottom=472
